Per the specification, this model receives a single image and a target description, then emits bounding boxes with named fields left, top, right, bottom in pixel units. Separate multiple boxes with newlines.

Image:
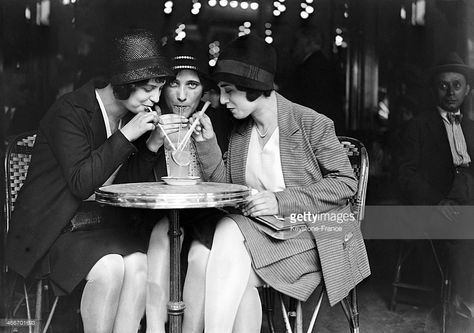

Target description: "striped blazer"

left=196, top=93, right=370, bottom=306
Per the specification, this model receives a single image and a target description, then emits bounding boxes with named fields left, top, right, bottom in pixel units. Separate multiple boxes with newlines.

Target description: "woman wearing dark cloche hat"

left=191, top=34, right=370, bottom=332
left=5, top=28, right=174, bottom=333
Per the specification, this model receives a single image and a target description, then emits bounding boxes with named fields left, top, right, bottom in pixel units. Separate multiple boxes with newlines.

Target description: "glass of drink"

left=160, top=114, right=190, bottom=178
left=165, top=141, right=190, bottom=177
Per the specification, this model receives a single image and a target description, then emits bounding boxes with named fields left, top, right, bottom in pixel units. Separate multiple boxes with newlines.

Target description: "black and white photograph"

left=1, top=0, right=474, bottom=332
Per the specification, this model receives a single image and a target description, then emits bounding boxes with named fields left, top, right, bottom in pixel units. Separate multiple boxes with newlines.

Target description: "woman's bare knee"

left=150, top=217, right=170, bottom=243
left=188, top=240, right=210, bottom=266
left=123, top=252, right=147, bottom=277
left=86, top=254, right=124, bottom=286
left=214, top=217, right=244, bottom=243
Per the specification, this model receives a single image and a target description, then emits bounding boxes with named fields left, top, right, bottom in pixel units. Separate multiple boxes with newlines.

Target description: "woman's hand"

left=241, top=191, right=279, bottom=217
left=147, top=114, right=188, bottom=152
left=121, top=110, right=159, bottom=142
left=191, top=114, right=215, bottom=142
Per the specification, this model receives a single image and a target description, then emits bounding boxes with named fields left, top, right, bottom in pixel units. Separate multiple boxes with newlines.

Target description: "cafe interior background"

left=1, top=0, right=474, bottom=331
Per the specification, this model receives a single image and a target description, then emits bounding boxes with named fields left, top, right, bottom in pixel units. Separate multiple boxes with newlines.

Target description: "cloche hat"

left=213, top=34, right=276, bottom=91
left=109, top=29, right=173, bottom=85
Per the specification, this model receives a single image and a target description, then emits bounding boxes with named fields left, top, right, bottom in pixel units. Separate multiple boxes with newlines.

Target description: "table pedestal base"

left=168, top=209, right=184, bottom=333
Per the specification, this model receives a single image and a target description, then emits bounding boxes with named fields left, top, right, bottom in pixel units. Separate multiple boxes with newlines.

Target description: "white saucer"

left=161, top=176, right=200, bottom=186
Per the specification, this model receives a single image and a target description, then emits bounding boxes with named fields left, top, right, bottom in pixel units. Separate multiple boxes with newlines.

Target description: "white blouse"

left=245, top=125, right=285, bottom=192
left=86, top=90, right=123, bottom=200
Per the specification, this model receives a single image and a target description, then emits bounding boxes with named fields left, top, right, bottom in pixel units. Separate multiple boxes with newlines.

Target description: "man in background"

left=398, top=52, right=474, bottom=318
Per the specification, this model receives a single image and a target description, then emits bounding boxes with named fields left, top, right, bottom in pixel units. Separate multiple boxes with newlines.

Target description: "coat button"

left=344, top=232, right=353, bottom=242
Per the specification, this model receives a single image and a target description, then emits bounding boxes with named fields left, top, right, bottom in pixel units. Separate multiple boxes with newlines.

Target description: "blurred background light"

left=240, top=2, right=249, bottom=9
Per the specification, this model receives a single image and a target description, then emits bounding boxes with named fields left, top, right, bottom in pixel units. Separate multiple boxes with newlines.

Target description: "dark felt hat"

left=213, top=34, right=276, bottom=91
left=430, top=52, right=474, bottom=85
left=165, top=40, right=210, bottom=79
left=109, top=29, right=173, bottom=85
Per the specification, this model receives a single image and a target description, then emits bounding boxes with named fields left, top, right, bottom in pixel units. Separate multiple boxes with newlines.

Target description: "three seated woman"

left=6, top=30, right=369, bottom=333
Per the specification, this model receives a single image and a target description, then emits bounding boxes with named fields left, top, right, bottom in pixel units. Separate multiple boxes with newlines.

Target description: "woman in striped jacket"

left=191, top=34, right=370, bottom=332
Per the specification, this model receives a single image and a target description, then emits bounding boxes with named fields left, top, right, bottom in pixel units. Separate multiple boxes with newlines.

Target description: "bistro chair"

left=2, top=131, right=59, bottom=333
left=390, top=239, right=451, bottom=332
left=262, top=136, right=369, bottom=333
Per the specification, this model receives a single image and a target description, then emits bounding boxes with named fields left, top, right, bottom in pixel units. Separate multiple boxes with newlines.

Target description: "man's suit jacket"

left=196, top=93, right=370, bottom=306
left=6, top=80, right=161, bottom=278
left=398, top=109, right=474, bottom=205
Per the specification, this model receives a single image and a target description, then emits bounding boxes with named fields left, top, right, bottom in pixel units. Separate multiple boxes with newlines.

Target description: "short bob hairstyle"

left=234, top=84, right=273, bottom=102
left=112, top=77, right=168, bottom=100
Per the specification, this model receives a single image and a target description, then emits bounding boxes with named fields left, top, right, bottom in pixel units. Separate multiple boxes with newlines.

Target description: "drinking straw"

left=176, top=101, right=211, bottom=151
left=157, top=124, right=177, bottom=151
left=147, top=107, right=177, bottom=151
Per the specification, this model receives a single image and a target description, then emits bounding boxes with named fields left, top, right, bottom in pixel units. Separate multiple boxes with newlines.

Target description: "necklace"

left=256, top=125, right=268, bottom=138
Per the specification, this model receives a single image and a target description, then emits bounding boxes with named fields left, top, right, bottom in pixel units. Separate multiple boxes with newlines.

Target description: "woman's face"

left=122, top=77, right=167, bottom=113
left=218, top=82, right=255, bottom=119
left=164, top=69, right=203, bottom=118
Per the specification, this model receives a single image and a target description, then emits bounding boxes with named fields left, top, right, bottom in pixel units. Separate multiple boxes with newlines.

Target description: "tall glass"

left=162, top=119, right=191, bottom=178
left=165, top=146, right=190, bottom=177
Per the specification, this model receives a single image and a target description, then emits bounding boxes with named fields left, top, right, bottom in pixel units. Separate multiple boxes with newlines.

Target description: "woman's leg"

left=80, top=254, right=125, bottom=333
left=113, top=252, right=147, bottom=333
left=182, top=240, right=210, bottom=333
left=204, top=217, right=252, bottom=333
left=146, top=217, right=171, bottom=333
left=232, top=269, right=264, bottom=333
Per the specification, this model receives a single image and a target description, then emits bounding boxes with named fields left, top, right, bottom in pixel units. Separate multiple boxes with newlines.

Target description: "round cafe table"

left=95, top=181, right=250, bottom=333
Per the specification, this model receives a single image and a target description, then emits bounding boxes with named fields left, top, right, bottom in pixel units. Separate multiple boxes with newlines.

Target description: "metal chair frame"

left=390, top=239, right=451, bottom=333
left=2, top=131, right=59, bottom=333
left=262, top=136, right=369, bottom=333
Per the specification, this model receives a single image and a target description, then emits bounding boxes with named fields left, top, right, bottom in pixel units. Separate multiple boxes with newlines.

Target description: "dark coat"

left=398, top=109, right=474, bottom=205
left=6, top=80, right=162, bottom=279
